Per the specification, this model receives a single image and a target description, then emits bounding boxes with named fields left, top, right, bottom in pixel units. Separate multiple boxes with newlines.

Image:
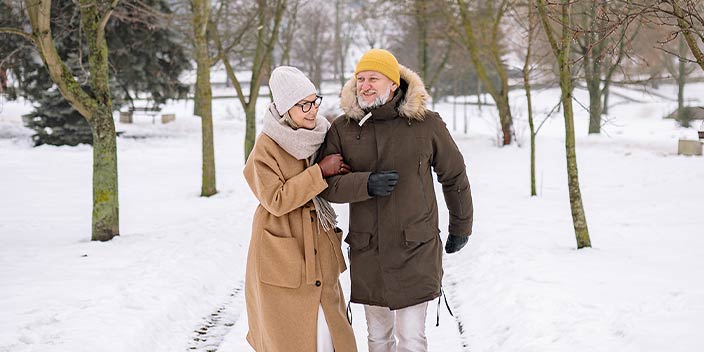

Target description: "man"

left=319, top=49, right=474, bottom=351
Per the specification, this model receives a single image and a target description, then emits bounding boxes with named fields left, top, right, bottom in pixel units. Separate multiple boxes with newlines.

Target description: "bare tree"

left=571, top=1, right=638, bottom=134
left=662, top=34, right=698, bottom=126
left=512, top=0, right=541, bottom=196
left=277, top=0, right=300, bottom=67
left=0, top=0, right=121, bottom=241
left=293, top=2, right=333, bottom=88
left=454, top=0, right=516, bottom=146
left=210, top=0, right=285, bottom=161
left=662, top=0, right=704, bottom=71
left=332, top=0, right=355, bottom=88
left=189, top=0, right=216, bottom=196
left=356, top=0, right=397, bottom=49
left=388, top=0, right=453, bottom=104
left=622, top=1, right=704, bottom=73
left=537, top=0, right=591, bottom=249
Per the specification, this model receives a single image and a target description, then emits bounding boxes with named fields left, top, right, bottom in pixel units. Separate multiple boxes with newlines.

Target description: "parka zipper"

left=418, top=159, right=430, bottom=214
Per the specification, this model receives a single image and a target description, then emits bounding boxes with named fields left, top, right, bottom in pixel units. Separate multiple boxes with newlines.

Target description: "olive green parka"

left=320, top=65, right=474, bottom=310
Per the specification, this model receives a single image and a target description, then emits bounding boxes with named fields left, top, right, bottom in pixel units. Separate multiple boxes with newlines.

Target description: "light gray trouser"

left=364, top=301, right=429, bottom=352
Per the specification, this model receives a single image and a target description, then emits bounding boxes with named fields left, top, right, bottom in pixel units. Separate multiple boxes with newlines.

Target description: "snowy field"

left=1, top=82, right=703, bottom=352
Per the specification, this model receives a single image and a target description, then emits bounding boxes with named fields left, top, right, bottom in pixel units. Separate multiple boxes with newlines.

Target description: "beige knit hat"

left=269, top=66, right=317, bottom=115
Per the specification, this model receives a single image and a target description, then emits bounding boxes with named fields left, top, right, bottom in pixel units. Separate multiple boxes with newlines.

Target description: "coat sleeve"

left=244, top=139, right=328, bottom=217
left=429, top=113, right=474, bottom=237
left=318, top=120, right=373, bottom=204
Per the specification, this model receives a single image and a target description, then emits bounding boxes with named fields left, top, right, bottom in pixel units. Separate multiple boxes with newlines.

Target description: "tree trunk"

left=496, top=92, right=513, bottom=145
left=524, top=69, right=536, bottom=197
left=82, top=0, right=120, bottom=241
left=562, top=73, right=591, bottom=249
left=587, top=77, right=602, bottom=133
left=244, top=104, right=257, bottom=160
left=584, top=0, right=603, bottom=134
left=191, top=0, right=217, bottom=197
left=538, top=0, right=591, bottom=249
left=558, top=4, right=591, bottom=249
left=415, top=0, right=428, bottom=84
left=523, top=0, right=537, bottom=197
left=334, top=0, right=346, bottom=88
left=602, top=84, right=609, bottom=115
left=90, top=114, right=120, bottom=241
left=677, top=35, right=689, bottom=127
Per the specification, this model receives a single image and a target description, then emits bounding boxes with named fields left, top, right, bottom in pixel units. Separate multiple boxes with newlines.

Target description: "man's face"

left=356, top=71, right=398, bottom=109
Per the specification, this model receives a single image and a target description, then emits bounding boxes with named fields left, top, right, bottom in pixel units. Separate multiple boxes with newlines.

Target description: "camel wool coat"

left=243, top=133, right=357, bottom=352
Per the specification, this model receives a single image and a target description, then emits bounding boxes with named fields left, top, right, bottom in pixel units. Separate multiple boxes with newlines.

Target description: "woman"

left=243, top=66, right=357, bottom=351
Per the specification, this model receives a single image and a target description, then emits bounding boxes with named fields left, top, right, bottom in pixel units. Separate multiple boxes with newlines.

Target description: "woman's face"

left=288, top=94, right=320, bottom=130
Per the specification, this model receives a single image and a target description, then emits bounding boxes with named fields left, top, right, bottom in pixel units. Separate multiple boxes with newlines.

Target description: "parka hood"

left=340, top=64, right=429, bottom=121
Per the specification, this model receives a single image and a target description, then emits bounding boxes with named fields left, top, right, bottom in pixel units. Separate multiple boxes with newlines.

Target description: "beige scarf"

left=261, top=103, right=338, bottom=232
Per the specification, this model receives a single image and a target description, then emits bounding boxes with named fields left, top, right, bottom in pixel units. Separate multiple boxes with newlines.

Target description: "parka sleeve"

left=429, top=113, right=474, bottom=237
left=318, top=121, right=373, bottom=204
left=244, top=139, right=328, bottom=217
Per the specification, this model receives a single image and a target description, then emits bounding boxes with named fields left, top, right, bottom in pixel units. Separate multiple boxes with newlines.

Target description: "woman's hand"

left=318, top=153, right=352, bottom=177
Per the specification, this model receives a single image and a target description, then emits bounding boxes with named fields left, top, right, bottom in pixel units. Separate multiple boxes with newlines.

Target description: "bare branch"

left=24, top=0, right=95, bottom=120
left=0, top=27, right=36, bottom=44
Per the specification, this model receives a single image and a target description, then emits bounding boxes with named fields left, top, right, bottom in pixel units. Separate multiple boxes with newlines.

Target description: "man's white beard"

left=357, top=85, right=392, bottom=110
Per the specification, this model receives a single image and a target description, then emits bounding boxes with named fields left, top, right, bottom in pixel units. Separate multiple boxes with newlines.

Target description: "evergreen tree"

left=1, top=0, right=190, bottom=146
left=22, top=89, right=93, bottom=146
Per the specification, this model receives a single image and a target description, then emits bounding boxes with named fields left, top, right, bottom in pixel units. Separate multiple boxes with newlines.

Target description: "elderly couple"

left=242, top=49, right=474, bottom=352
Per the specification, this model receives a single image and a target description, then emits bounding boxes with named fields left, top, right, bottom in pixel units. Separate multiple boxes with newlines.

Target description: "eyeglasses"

left=294, top=95, right=323, bottom=113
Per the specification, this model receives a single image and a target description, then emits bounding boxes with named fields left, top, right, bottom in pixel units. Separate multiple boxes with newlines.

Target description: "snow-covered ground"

left=1, top=82, right=703, bottom=352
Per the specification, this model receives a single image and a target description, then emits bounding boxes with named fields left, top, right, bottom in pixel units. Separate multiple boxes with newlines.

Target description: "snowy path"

left=188, top=281, right=245, bottom=352
left=216, top=288, right=468, bottom=352
left=205, top=262, right=469, bottom=351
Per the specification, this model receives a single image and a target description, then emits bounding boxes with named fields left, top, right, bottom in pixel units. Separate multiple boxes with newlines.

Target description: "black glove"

left=367, top=171, right=399, bottom=197
left=445, top=234, right=468, bottom=254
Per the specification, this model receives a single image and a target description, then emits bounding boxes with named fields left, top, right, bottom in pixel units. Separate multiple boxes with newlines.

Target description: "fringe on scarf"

left=312, top=196, right=337, bottom=232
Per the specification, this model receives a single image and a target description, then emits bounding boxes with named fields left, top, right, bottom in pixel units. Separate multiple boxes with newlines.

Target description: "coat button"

left=315, top=280, right=321, bottom=287
left=314, top=249, right=318, bottom=255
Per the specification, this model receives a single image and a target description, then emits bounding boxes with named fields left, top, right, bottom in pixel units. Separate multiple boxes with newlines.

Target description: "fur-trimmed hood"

left=340, top=65, right=430, bottom=121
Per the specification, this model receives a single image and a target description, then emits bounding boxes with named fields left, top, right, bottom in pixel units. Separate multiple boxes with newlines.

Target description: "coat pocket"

left=344, top=231, right=373, bottom=252
left=333, top=227, right=347, bottom=273
left=403, top=226, right=439, bottom=246
left=257, top=230, right=302, bottom=288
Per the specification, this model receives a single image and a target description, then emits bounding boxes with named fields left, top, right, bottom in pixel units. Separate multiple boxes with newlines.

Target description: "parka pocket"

left=344, top=231, right=373, bottom=252
left=257, top=230, right=302, bottom=288
left=403, top=226, right=440, bottom=247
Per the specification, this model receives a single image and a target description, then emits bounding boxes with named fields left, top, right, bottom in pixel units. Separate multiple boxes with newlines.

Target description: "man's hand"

left=319, top=154, right=351, bottom=177
left=445, top=234, right=468, bottom=254
left=367, top=171, right=399, bottom=197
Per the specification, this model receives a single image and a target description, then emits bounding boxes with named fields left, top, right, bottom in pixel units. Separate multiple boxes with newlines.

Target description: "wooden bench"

left=119, top=106, right=175, bottom=124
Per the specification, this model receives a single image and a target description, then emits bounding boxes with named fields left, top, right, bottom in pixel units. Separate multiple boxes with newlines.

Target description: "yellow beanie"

left=354, top=49, right=400, bottom=86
